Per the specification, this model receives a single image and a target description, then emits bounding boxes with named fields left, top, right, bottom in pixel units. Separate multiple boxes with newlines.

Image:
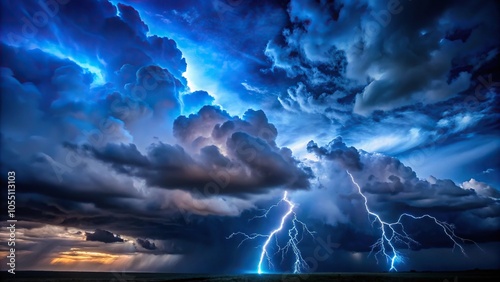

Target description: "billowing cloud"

left=86, top=229, right=125, bottom=243
left=0, top=0, right=498, bottom=274
left=136, top=238, right=157, bottom=250
left=74, top=105, right=312, bottom=195
left=304, top=137, right=500, bottom=246
left=181, top=90, right=215, bottom=114
left=1, top=0, right=187, bottom=85
left=462, top=178, right=500, bottom=199
left=267, top=0, right=499, bottom=115
left=307, top=137, right=363, bottom=171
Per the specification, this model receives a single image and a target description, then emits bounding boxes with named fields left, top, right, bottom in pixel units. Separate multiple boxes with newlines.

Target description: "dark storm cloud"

left=307, top=137, right=362, bottom=171
left=121, top=65, right=183, bottom=122
left=1, top=12, right=186, bottom=144
left=173, top=105, right=232, bottom=147
left=181, top=90, right=215, bottom=114
left=136, top=238, right=157, bottom=250
left=0, top=44, right=93, bottom=113
left=117, top=3, right=149, bottom=36
left=0, top=0, right=271, bottom=243
left=277, top=82, right=355, bottom=124
left=120, top=0, right=294, bottom=106
left=1, top=37, right=187, bottom=149
left=97, top=63, right=186, bottom=147
left=462, top=178, right=500, bottom=199
left=133, top=0, right=288, bottom=63
left=83, top=143, right=150, bottom=168
left=1, top=40, right=310, bottom=269
left=0, top=1, right=217, bottom=266
left=76, top=105, right=312, bottom=195
left=267, top=0, right=499, bottom=115
left=1, top=0, right=498, bottom=273
left=0, top=46, right=132, bottom=151
left=174, top=105, right=279, bottom=150
left=305, top=137, right=500, bottom=246
left=263, top=0, right=499, bottom=186
left=1, top=0, right=187, bottom=85
left=86, top=229, right=124, bottom=243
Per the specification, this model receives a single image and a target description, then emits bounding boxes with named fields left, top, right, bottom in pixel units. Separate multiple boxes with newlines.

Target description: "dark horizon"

left=2, top=270, right=500, bottom=282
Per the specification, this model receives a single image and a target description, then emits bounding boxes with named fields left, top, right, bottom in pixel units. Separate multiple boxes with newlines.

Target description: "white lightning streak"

left=346, top=170, right=480, bottom=271
left=227, top=191, right=314, bottom=274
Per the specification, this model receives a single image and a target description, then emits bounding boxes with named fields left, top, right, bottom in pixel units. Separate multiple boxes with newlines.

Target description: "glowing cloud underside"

left=346, top=171, right=480, bottom=271
left=50, top=249, right=119, bottom=265
left=227, top=191, right=315, bottom=274
left=28, top=43, right=106, bottom=86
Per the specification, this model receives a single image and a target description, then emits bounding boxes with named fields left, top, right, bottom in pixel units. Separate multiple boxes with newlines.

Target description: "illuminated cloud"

left=136, top=238, right=157, bottom=250
left=0, top=0, right=498, bottom=274
left=266, top=0, right=499, bottom=115
left=75, top=105, right=313, bottom=195
left=51, top=249, right=120, bottom=265
left=304, top=138, right=500, bottom=242
left=86, top=229, right=125, bottom=244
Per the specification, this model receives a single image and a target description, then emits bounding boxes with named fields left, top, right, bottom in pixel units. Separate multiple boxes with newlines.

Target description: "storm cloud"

left=136, top=238, right=157, bottom=250
left=266, top=0, right=499, bottom=115
left=74, top=105, right=312, bottom=195
left=304, top=137, right=500, bottom=245
left=0, top=0, right=498, bottom=274
left=86, top=229, right=125, bottom=243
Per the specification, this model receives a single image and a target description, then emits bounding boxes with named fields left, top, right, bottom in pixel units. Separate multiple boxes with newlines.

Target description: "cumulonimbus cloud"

left=77, top=105, right=313, bottom=195
left=304, top=137, right=499, bottom=244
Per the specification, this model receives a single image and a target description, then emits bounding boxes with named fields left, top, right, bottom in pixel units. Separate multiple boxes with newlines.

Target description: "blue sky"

left=1, top=0, right=499, bottom=273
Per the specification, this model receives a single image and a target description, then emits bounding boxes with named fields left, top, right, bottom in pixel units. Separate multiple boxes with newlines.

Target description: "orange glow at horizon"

left=50, top=249, right=120, bottom=265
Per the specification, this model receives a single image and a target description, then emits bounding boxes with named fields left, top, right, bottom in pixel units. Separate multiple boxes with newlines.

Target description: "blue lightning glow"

left=16, top=42, right=106, bottom=86
left=227, top=191, right=315, bottom=274
left=346, top=171, right=480, bottom=271
left=39, top=46, right=106, bottom=86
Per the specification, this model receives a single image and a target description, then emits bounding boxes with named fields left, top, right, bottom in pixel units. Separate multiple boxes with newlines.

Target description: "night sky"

left=1, top=0, right=499, bottom=274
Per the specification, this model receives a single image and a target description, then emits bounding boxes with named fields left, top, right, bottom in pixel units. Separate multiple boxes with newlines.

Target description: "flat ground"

left=1, top=271, right=499, bottom=282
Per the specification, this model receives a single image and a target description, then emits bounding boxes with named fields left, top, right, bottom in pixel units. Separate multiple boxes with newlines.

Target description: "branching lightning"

left=227, top=191, right=315, bottom=274
left=346, top=171, right=480, bottom=271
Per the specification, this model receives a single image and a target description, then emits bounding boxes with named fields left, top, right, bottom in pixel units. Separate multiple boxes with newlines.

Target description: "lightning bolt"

left=227, top=191, right=315, bottom=274
left=346, top=171, right=480, bottom=271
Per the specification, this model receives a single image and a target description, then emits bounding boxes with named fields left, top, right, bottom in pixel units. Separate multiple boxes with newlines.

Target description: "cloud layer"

left=0, top=0, right=498, bottom=274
